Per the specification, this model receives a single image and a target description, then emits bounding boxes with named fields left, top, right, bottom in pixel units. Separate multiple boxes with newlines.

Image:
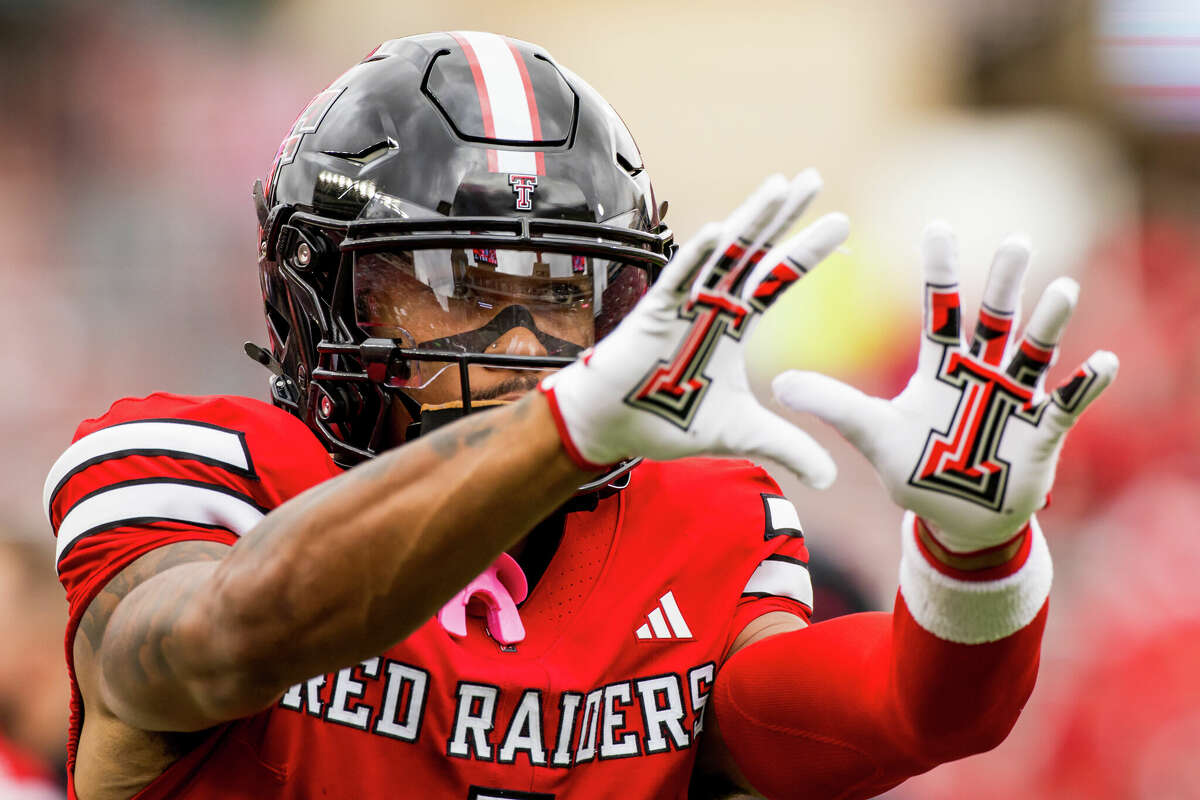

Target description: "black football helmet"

left=250, top=32, right=673, bottom=477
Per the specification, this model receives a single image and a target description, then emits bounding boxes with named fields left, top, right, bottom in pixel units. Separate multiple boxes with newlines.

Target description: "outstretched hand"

left=541, top=171, right=849, bottom=488
left=773, top=222, right=1117, bottom=553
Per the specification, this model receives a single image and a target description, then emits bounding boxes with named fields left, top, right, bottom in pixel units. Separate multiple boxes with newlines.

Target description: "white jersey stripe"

left=455, top=31, right=540, bottom=175
left=44, top=421, right=250, bottom=521
left=764, top=495, right=803, bottom=536
left=659, top=591, right=693, bottom=638
left=55, top=482, right=264, bottom=567
left=743, top=557, right=814, bottom=609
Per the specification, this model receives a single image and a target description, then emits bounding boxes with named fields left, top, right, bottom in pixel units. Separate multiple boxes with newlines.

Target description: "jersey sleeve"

left=710, top=515, right=1053, bottom=800
left=722, top=476, right=815, bottom=655
left=44, top=392, right=339, bottom=634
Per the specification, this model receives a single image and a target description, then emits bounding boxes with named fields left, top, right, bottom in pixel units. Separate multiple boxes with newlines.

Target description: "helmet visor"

left=353, top=247, right=647, bottom=390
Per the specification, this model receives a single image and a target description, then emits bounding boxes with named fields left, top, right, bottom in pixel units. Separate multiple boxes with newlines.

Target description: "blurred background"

left=1, top=0, right=1197, bottom=796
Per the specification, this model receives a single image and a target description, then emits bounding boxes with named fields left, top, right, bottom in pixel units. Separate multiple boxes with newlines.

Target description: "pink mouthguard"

left=437, top=553, right=529, bottom=645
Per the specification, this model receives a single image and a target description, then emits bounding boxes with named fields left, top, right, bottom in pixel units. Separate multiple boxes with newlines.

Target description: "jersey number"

left=467, top=788, right=555, bottom=800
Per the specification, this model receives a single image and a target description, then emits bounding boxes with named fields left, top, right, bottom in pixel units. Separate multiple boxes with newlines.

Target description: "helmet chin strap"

left=411, top=398, right=510, bottom=440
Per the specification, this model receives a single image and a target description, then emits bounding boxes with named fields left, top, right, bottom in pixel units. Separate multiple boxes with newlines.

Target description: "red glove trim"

left=914, top=516, right=1032, bottom=582
left=537, top=383, right=614, bottom=473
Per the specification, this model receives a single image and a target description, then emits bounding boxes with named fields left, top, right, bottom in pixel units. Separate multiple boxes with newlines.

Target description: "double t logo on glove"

left=773, top=222, right=1118, bottom=555
left=626, top=232, right=803, bottom=429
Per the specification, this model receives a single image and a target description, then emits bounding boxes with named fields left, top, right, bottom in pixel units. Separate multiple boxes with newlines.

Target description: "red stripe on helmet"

left=506, top=38, right=546, bottom=175
left=451, top=32, right=499, bottom=172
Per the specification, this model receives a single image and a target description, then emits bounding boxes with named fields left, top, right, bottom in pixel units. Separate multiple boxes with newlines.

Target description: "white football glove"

left=773, top=221, right=1118, bottom=553
left=540, top=171, right=849, bottom=488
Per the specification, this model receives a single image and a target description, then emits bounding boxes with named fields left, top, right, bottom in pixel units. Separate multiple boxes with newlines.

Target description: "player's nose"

left=486, top=327, right=547, bottom=357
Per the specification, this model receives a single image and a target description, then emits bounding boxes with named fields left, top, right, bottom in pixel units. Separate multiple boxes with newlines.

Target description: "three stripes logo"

left=635, top=591, right=693, bottom=642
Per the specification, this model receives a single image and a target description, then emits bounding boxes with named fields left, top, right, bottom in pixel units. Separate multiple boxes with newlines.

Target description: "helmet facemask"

left=268, top=190, right=669, bottom=472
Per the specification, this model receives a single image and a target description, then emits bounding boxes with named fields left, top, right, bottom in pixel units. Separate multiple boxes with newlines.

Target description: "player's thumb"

left=731, top=403, right=838, bottom=489
left=772, top=370, right=885, bottom=453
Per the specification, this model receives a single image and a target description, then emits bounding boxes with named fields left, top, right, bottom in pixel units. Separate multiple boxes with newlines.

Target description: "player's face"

left=354, top=249, right=595, bottom=409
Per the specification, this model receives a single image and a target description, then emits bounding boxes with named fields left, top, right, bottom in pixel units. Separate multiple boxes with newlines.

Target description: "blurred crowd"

left=1, top=0, right=1197, bottom=797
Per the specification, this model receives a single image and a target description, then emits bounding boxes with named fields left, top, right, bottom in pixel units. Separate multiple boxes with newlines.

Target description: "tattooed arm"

left=72, top=541, right=230, bottom=798
left=79, top=393, right=591, bottom=735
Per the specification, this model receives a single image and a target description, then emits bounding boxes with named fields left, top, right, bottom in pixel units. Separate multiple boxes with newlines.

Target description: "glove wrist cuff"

left=899, top=511, right=1052, bottom=644
left=915, top=516, right=1032, bottom=581
left=537, top=381, right=618, bottom=473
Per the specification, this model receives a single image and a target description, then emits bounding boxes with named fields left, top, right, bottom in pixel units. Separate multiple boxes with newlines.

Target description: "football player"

left=44, top=32, right=1116, bottom=800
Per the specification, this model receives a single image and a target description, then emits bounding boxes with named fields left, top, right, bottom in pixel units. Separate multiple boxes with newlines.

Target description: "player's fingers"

left=647, top=222, right=723, bottom=306
left=690, top=174, right=791, bottom=303
left=1043, top=350, right=1119, bottom=434
left=728, top=170, right=824, bottom=292
left=753, top=169, right=824, bottom=255
left=727, top=402, right=838, bottom=489
left=970, top=234, right=1031, bottom=366
left=776, top=168, right=823, bottom=225
left=724, top=173, right=793, bottom=241
left=779, top=168, right=823, bottom=217
left=772, top=370, right=890, bottom=456
left=1006, top=277, right=1078, bottom=389
left=741, top=212, right=850, bottom=310
left=918, top=221, right=964, bottom=373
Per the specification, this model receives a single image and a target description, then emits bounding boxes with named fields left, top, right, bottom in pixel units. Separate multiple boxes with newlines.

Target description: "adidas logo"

left=635, top=591, right=693, bottom=641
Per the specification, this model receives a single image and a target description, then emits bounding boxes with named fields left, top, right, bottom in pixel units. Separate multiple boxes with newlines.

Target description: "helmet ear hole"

left=280, top=224, right=331, bottom=272
left=316, top=384, right=363, bottom=423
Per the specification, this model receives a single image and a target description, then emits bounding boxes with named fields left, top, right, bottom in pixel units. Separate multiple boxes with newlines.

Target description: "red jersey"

left=46, top=393, right=814, bottom=800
